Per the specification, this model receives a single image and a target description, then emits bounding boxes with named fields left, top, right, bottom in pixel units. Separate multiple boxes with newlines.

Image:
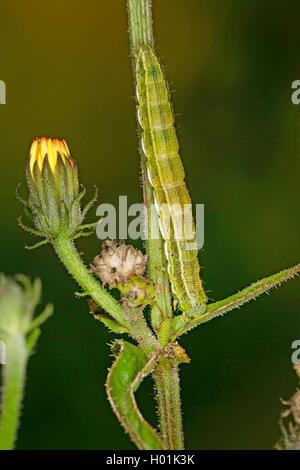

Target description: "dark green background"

left=0, top=0, right=299, bottom=449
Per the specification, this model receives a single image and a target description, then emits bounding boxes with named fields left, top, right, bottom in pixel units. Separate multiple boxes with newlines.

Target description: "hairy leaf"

left=106, top=340, right=162, bottom=450
left=172, top=264, right=300, bottom=339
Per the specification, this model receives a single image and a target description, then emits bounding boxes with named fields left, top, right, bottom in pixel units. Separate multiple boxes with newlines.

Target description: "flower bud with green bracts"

left=118, top=276, right=155, bottom=308
left=17, top=137, right=99, bottom=249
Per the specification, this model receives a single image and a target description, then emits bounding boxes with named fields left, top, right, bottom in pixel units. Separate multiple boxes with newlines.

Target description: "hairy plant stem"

left=152, top=360, right=184, bottom=450
left=0, top=334, right=27, bottom=450
left=53, top=234, right=162, bottom=354
left=52, top=233, right=128, bottom=327
left=128, top=0, right=153, bottom=49
left=127, top=0, right=184, bottom=450
left=124, top=306, right=161, bottom=355
left=128, top=0, right=172, bottom=324
left=172, top=263, right=300, bottom=339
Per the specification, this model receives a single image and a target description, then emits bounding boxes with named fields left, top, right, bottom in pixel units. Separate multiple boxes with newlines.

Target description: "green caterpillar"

left=135, top=44, right=207, bottom=313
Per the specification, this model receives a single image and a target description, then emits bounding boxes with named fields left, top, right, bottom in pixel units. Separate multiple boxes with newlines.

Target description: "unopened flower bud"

left=118, top=276, right=155, bottom=308
left=17, top=137, right=98, bottom=248
left=0, top=274, right=52, bottom=339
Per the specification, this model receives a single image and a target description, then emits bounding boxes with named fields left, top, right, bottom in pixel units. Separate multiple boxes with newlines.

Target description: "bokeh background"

left=0, top=0, right=299, bottom=450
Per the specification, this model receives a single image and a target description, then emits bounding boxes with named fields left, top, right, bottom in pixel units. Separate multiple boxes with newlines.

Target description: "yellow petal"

left=29, top=138, right=38, bottom=175
left=28, top=137, right=72, bottom=178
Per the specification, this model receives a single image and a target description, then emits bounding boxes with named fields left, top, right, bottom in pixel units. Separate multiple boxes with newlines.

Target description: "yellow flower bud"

left=17, top=137, right=98, bottom=248
left=29, top=137, right=72, bottom=176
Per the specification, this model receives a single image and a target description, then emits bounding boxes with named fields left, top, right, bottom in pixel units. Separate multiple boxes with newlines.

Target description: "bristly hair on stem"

left=127, top=0, right=185, bottom=450
left=14, top=0, right=300, bottom=452
left=126, top=0, right=300, bottom=452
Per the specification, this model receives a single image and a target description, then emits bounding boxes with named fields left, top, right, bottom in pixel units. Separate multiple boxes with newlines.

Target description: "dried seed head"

left=294, top=363, right=300, bottom=379
left=90, top=240, right=148, bottom=289
left=291, top=391, right=300, bottom=425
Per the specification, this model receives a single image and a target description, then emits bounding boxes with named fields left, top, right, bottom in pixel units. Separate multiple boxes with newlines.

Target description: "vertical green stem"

left=0, top=334, right=27, bottom=450
left=127, top=0, right=185, bottom=449
left=152, top=360, right=184, bottom=450
left=128, top=0, right=173, bottom=322
left=124, top=306, right=161, bottom=355
left=128, top=0, right=154, bottom=48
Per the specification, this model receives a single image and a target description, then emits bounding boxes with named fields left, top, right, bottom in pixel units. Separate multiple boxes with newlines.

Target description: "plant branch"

left=172, top=263, right=300, bottom=339
left=52, top=233, right=129, bottom=329
left=128, top=0, right=154, bottom=51
left=152, top=359, right=184, bottom=450
left=125, top=306, right=161, bottom=355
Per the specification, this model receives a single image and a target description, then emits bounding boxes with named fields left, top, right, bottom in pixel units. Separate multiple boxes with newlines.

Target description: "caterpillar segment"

left=135, top=44, right=207, bottom=313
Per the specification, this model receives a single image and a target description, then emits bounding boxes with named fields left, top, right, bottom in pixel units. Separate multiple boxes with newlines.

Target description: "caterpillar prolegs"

left=135, top=45, right=207, bottom=313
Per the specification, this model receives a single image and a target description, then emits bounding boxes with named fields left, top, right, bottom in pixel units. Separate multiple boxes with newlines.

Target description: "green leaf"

left=106, top=340, right=163, bottom=450
left=26, top=328, right=41, bottom=355
left=157, top=318, right=171, bottom=347
left=172, top=264, right=300, bottom=339
left=89, top=300, right=129, bottom=335
left=94, top=312, right=129, bottom=334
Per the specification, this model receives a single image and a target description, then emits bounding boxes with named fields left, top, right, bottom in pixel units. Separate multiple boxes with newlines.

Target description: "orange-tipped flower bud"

left=17, top=137, right=98, bottom=247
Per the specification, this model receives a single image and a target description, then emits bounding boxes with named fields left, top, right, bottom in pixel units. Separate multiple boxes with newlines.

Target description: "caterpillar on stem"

left=135, top=44, right=207, bottom=314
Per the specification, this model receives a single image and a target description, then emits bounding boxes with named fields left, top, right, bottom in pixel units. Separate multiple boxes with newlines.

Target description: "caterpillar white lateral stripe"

left=136, top=44, right=207, bottom=312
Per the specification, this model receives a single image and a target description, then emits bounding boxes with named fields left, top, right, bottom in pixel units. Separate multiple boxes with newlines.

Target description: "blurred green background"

left=0, top=0, right=299, bottom=450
